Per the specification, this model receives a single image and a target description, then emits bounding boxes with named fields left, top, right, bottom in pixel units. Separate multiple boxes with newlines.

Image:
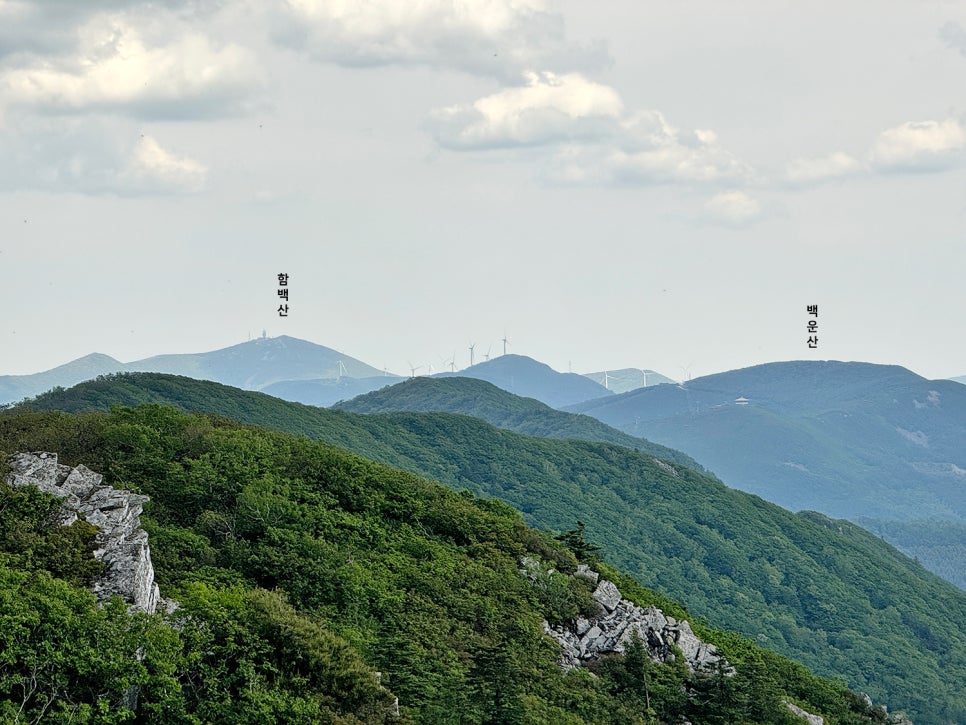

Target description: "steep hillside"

left=856, top=518, right=966, bottom=590
left=334, top=376, right=706, bottom=471
left=0, top=407, right=888, bottom=724
left=436, top=355, right=613, bottom=408
left=17, top=373, right=966, bottom=723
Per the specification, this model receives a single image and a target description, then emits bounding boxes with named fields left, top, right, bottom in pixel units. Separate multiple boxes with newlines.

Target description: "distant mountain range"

left=0, top=353, right=125, bottom=404
left=583, top=368, right=677, bottom=393
left=0, top=336, right=397, bottom=406
left=568, top=360, right=966, bottom=589
left=3, top=339, right=668, bottom=411
left=122, top=335, right=386, bottom=389
left=952, top=375, right=966, bottom=385
left=436, top=354, right=612, bottom=408
left=567, top=361, right=966, bottom=521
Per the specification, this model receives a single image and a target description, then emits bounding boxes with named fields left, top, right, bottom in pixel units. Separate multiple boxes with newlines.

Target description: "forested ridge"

left=12, top=374, right=966, bottom=723
left=0, top=405, right=889, bottom=723
left=334, top=376, right=707, bottom=472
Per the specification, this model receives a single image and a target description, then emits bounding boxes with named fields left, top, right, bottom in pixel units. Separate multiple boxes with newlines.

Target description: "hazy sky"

left=3, top=0, right=966, bottom=381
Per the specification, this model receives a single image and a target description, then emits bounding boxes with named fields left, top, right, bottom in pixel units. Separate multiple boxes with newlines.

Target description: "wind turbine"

left=502, top=333, right=510, bottom=356
left=437, top=352, right=452, bottom=373
left=678, top=362, right=694, bottom=389
left=641, top=369, right=648, bottom=387
left=469, top=343, right=476, bottom=368
left=680, top=362, right=693, bottom=383
left=440, top=350, right=456, bottom=372
left=407, top=361, right=423, bottom=379
left=336, top=360, right=347, bottom=380
left=603, top=370, right=612, bottom=390
left=483, top=344, right=492, bottom=362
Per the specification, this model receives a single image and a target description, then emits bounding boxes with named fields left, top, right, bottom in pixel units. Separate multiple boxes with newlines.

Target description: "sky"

left=2, top=0, right=966, bottom=382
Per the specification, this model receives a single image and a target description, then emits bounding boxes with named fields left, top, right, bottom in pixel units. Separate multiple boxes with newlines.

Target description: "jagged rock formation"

left=540, top=563, right=728, bottom=673
left=787, top=701, right=824, bottom=724
left=6, top=451, right=161, bottom=613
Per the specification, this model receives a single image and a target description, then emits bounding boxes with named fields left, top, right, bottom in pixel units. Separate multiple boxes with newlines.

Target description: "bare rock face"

left=6, top=452, right=161, bottom=613
left=540, top=565, right=729, bottom=674
left=787, top=701, right=825, bottom=725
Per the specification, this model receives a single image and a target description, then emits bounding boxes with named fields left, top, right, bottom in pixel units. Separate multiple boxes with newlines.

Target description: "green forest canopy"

left=0, top=404, right=892, bottom=724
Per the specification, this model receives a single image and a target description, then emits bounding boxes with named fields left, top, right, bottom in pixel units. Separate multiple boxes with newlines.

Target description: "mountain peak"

left=437, top=354, right=611, bottom=408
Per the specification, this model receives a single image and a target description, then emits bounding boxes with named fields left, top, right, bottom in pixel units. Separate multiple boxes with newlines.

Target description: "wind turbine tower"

left=469, top=343, right=476, bottom=368
left=502, top=334, right=510, bottom=356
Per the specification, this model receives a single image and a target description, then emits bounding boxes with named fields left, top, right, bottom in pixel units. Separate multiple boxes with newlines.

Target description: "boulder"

left=541, top=570, right=730, bottom=674
left=592, top=579, right=622, bottom=612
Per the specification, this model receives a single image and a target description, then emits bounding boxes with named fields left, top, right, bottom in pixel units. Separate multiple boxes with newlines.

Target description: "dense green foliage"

left=0, top=406, right=887, bottom=723
left=858, top=518, right=966, bottom=590
left=335, top=376, right=706, bottom=471
left=0, top=484, right=102, bottom=587
left=0, top=565, right=183, bottom=723
left=17, top=374, right=966, bottom=724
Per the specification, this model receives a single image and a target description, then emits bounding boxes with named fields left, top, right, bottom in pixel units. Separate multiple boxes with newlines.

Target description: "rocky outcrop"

left=539, top=563, right=729, bottom=674
left=6, top=452, right=161, bottom=613
left=786, top=701, right=824, bottom=724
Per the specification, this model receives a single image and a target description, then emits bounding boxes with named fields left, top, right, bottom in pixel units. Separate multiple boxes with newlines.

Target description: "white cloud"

left=121, top=135, right=207, bottom=193
left=0, top=17, right=263, bottom=119
left=605, top=115, right=751, bottom=184
left=869, top=118, right=965, bottom=172
left=0, top=118, right=207, bottom=195
left=542, top=113, right=751, bottom=187
left=703, top=191, right=763, bottom=226
left=430, top=71, right=622, bottom=149
left=785, top=151, right=863, bottom=185
left=274, top=0, right=609, bottom=79
left=431, top=75, right=752, bottom=187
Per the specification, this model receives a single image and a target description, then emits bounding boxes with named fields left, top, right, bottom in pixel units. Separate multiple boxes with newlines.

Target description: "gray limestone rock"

left=592, top=579, right=622, bottom=612
left=6, top=452, right=161, bottom=613
left=786, top=701, right=824, bottom=725
left=575, top=564, right=599, bottom=585
left=541, top=570, right=729, bottom=674
left=651, top=458, right=679, bottom=477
